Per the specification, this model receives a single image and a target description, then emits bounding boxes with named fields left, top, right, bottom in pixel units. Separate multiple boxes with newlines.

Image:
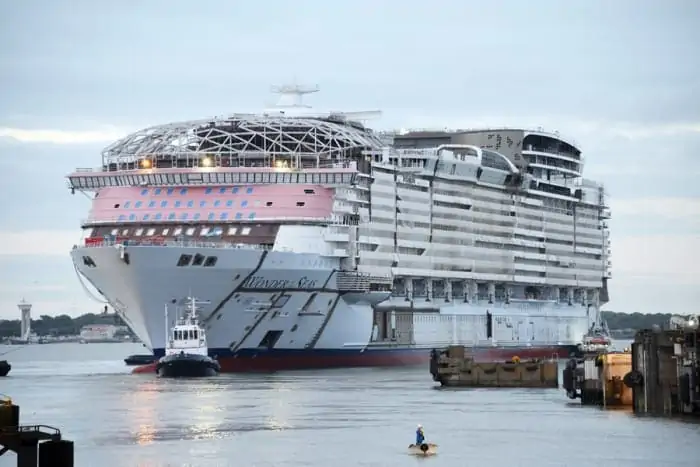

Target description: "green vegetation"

left=602, top=311, right=673, bottom=331
left=0, top=313, right=129, bottom=339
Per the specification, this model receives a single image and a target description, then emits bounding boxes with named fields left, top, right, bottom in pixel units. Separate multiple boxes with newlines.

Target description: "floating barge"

left=627, top=323, right=700, bottom=417
left=430, top=346, right=558, bottom=388
left=0, top=396, right=74, bottom=467
left=562, top=350, right=633, bottom=407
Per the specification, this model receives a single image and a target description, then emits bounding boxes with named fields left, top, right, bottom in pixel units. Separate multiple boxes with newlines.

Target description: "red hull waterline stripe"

left=131, top=346, right=576, bottom=374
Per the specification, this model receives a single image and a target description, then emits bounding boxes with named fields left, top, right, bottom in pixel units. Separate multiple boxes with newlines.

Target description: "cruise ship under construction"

left=66, top=85, right=612, bottom=372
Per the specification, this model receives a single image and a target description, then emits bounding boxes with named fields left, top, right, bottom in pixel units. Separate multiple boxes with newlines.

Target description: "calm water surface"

left=1, top=343, right=698, bottom=467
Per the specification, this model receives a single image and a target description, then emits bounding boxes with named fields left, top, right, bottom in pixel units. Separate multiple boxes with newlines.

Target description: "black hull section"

left=124, top=354, right=157, bottom=366
left=0, top=360, right=11, bottom=377
left=156, top=354, right=220, bottom=378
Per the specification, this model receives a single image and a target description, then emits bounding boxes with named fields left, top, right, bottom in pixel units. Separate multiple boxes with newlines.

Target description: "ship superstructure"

left=67, top=86, right=611, bottom=371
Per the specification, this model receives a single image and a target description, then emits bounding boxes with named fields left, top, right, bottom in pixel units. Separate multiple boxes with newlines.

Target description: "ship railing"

left=81, top=215, right=332, bottom=226
left=336, top=272, right=392, bottom=292
left=70, top=159, right=358, bottom=174
left=67, top=166, right=358, bottom=191
left=79, top=238, right=286, bottom=251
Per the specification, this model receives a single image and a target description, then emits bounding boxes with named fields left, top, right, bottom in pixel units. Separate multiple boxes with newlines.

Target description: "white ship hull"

left=72, top=244, right=593, bottom=371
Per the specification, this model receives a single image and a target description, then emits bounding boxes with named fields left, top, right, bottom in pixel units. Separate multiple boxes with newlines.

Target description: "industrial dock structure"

left=0, top=397, right=74, bottom=467
left=429, top=346, right=558, bottom=388
left=628, top=322, right=700, bottom=416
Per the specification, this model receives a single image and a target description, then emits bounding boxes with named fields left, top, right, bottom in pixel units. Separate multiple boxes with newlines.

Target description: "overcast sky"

left=0, top=0, right=698, bottom=319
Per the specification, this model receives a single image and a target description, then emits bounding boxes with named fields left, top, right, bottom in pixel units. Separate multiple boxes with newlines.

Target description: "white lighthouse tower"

left=18, top=298, right=32, bottom=341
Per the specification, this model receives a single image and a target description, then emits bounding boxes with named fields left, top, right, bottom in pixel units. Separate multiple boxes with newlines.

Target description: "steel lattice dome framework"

left=101, top=114, right=386, bottom=165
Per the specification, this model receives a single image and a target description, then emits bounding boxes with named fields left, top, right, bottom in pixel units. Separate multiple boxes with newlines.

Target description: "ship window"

left=162, top=228, right=170, bottom=235
left=246, top=187, right=253, bottom=194
left=135, top=228, right=144, bottom=236
left=241, top=200, right=248, bottom=208
left=122, top=229, right=129, bottom=235
left=155, top=213, right=162, bottom=220
left=167, top=188, right=174, bottom=195
left=266, top=201, right=273, bottom=206
left=227, top=227, right=237, bottom=235
left=187, top=200, right=194, bottom=208
left=174, top=201, right=181, bottom=208
left=214, top=200, right=221, bottom=207
left=226, top=200, right=233, bottom=207
left=296, top=202, right=305, bottom=206
left=118, top=215, right=126, bottom=221
left=219, top=187, right=226, bottom=194
left=186, top=227, right=196, bottom=236
left=304, top=189, right=315, bottom=194
left=248, top=212, right=256, bottom=220
left=148, top=201, right=156, bottom=208
left=235, top=212, right=242, bottom=219
left=180, top=188, right=188, bottom=195
left=192, top=253, right=205, bottom=266
left=212, top=227, right=223, bottom=236
left=110, top=228, right=119, bottom=235
left=194, top=330, right=199, bottom=340
left=177, top=254, right=192, bottom=267
left=200, top=201, right=206, bottom=207
left=129, top=214, right=136, bottom=220
left=205, top=188, right=213, bottom=194
left=208, top=212, right=215, bottom=220
left=135, top=201, right=142, bottom=208
left=141, top=189, right=148, bottom=195
left=220, top=212, right=228, bottom=220
left=124, top=201, right=131, bottom=208
left=180, top=213, right=188, bottom=220
left=160, top=201, right=167, bottom=207
left=232, top=187, right=239, bottom=194
left=241, top=227, right=251, bottom=235
left=173, top=227, right=183, bottom=236
left=114, top=203, right=120, bottom=208
left=168, top=213, right=176, bottom=220
left=143, top=214, right=150, bottom=221
left=201, top=227, right=211, bottom=236
left=203, top=256, right=218, bottom=267
left=193, top=213, right=201, bottom=220
left=155, top=188, right=162, bottom=195
left=146, top=228, right=156, bottom=236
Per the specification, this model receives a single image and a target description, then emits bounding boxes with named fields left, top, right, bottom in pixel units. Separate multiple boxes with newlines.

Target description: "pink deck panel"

left=88, top=185, right=334, bottom=223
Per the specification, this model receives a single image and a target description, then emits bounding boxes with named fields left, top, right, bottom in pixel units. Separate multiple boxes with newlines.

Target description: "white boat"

left=66, top=85, right=612, bottom=372
left=156, top=297, right=220, bottom=377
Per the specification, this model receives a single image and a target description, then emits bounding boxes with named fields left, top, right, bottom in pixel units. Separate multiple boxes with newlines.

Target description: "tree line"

left=0, top=310, right=677, bottom=339
left=0, top=313, right=129, bottom=339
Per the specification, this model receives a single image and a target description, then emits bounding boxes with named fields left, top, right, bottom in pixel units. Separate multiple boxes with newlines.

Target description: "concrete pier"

left=0, top=397, right=74, bottom=467
left=430, top=346, right=558, bottom=388
left=628, top=328, right=700, bottom=417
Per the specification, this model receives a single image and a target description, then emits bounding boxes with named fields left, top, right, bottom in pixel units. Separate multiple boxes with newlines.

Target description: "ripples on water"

left=1, top=343, right=698, bottom=467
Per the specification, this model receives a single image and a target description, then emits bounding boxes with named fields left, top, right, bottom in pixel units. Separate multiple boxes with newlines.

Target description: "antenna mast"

left=270, top=84, right=320, bottom=108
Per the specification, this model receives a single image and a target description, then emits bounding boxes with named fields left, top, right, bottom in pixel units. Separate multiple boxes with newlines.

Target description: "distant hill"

left=0, top=313, right=130, bottom=339
left=601, top=311, right=673, bottom=331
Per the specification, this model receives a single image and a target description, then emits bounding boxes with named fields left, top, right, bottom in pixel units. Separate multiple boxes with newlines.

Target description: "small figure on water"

left=415, top=424, right=425, bottom=445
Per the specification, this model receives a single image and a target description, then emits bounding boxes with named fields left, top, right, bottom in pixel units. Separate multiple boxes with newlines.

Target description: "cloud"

left=611, top=234, right=700, bottom=286
left=0, top=230, right=82, bottom=256
left=0, top=126, right=130, bottom=145
left=611, top=197, right=700, bottom=227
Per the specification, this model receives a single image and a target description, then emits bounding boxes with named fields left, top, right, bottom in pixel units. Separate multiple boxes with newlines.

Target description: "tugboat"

left=578, top=320, right=613, bottom=354
left=0, top=360, right=10, bottom=377
left=155, top=297, right=221, bottom=378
